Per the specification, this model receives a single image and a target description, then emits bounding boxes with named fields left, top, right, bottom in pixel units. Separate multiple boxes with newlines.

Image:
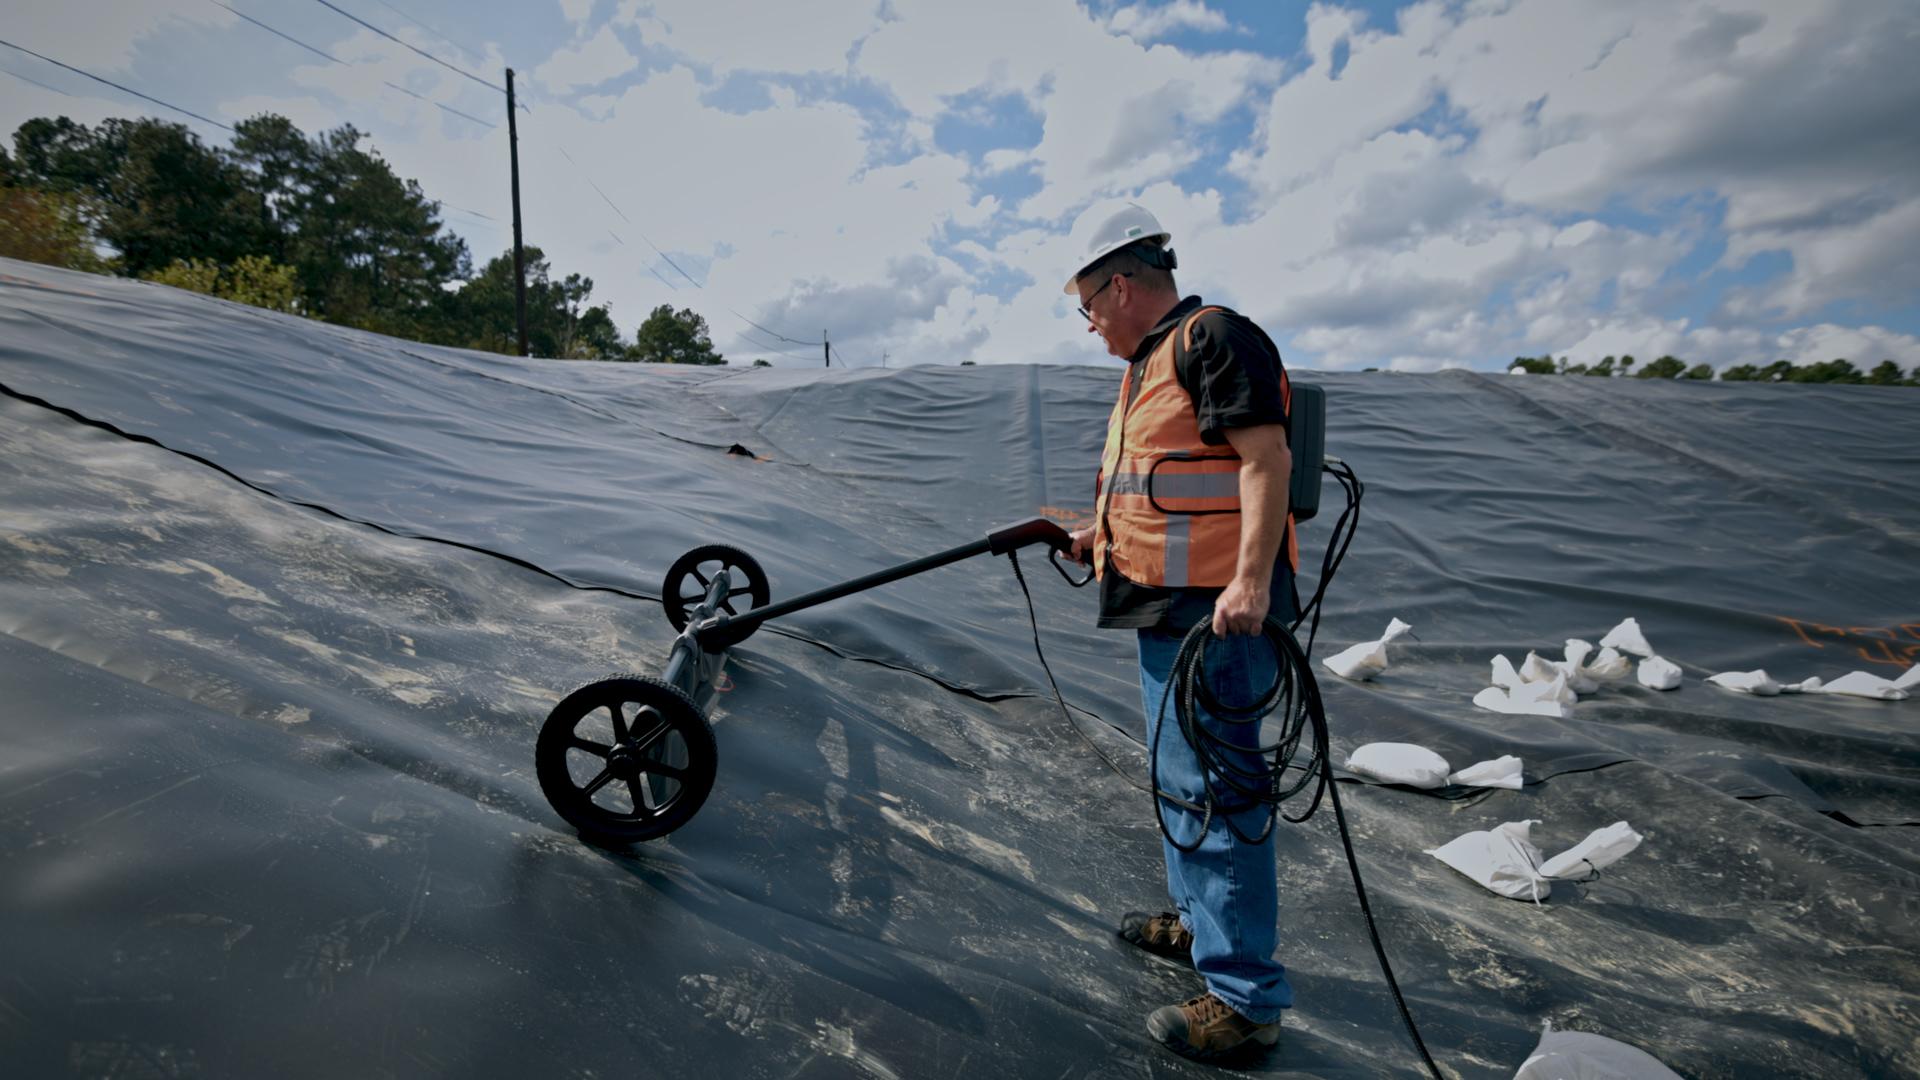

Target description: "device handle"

left=1048, top=545, right=1095, bottom=587
left=986, top=517, right=1074, bottom=555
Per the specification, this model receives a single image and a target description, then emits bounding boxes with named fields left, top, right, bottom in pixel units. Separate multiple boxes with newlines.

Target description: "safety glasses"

left=1076, top=272, right=1133, bottom=321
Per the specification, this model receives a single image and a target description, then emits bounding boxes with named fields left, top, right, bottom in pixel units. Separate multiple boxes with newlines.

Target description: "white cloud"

left=855, top=0, right=1278, bottom=221
left=1188, top=0, right=1920, bottom=371
left=8, top=0, right=1916, bottom=375
left=532, top=24, right=640, bottom=93
left=1677, top=322, right=1920, bottom=373
left=1105, top=1, right=1233, bottom=44
left=614, top=0, right=881, bottom=74
left=4, top=0, right=228, bottom=74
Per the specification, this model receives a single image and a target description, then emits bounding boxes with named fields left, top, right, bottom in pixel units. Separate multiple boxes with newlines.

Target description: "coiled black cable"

left=1148, top=615, right=1325, bottom=851
left=1006, top=457, right=1443, bottom=1079
left=1149, top=617, right=1442, bottom=1079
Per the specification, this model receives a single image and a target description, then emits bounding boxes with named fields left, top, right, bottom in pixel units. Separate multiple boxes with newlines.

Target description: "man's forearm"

left=1235, top=451, right=1291, bottom=587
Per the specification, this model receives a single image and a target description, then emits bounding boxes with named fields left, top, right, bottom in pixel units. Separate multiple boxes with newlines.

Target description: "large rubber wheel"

left=536, top=673, right=717, bottom=844
left=662, top=544, right=770, bottom=635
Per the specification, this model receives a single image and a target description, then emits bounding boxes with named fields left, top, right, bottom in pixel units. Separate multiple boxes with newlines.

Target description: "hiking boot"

left=1117, top=911, right=1193, bottom=960
left=1147, top=993, right=1282, bottom=1061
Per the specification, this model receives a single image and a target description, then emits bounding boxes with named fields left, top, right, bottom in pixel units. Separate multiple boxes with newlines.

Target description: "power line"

left=309, top=0, right=504, bottom=95
left=0, top=38, right=233, bottom=131
left=4, top=22, right=499, bottom=264
left=213, top=1, right=343, bottom=64
left=643, top=236, right=704, bottom=288
left=729, top=306, right=814, bottom=346
left=381, top=79, right=495, bottom=128
left=0, top=64, right=71, bottom=97
left=369, top=0, right=484, bottom=62
left=548, top=143, right=707, bottom=288
left=733, top=325, right=818, bottom=361
left=647, top=265, right=679, bottom=291
left=441, top=202, right=497, bottom=223
left=212, top=3, right=494, bottom=129
left=554, top=145, right=629, bottom=222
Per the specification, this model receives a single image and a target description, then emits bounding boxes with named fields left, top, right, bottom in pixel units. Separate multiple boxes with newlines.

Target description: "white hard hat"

left=1062, top=200, right=1173, bottom=294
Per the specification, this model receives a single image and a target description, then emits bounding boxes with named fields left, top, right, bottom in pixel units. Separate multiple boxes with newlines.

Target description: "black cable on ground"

left=1006, top=457, right=1445, bottom=1079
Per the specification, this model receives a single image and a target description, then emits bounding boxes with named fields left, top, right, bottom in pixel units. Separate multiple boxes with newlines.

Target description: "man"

left=1062, top=201, right=1297, bottom=1062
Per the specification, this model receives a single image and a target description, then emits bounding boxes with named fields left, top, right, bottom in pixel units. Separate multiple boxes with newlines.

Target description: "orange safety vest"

left=1092, top=305, right=1297, bottom=588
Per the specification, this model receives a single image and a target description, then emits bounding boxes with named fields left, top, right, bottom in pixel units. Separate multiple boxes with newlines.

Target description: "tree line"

left=1506, top=352, right=1916, bottom=385
left=0, top=113, right=724, bottom=364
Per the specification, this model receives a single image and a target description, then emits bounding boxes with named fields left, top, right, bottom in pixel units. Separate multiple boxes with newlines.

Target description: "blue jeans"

left=1136, top=590, right=1294, bottom=1022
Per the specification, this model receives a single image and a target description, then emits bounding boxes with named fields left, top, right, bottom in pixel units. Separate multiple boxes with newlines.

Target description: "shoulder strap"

left=1172, top=304, right=1292, bottom=417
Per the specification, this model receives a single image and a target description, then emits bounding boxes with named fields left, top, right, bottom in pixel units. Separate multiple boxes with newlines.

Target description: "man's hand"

left=1068, top=526, right=1095, bottom=565
left=1212, top=575, right=1269, bottom=637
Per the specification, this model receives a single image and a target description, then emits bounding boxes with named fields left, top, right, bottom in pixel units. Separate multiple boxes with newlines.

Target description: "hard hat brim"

left=1061, top=231, right=1171, bottom=294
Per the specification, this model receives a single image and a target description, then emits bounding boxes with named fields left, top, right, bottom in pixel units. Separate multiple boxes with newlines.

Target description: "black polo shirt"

left=1098, top=296, right=1293, bottom=630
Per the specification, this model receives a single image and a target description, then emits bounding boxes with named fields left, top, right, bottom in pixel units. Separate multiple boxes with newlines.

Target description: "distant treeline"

left=0, top=113, right=722, bottom=364
left=1506, top=353, right=1916, bottom=385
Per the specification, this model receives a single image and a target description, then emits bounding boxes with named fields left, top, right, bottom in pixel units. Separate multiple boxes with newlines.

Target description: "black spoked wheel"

left=662, top=544, right=770, bottom=634
left=536, top=674, right=717, bottom=844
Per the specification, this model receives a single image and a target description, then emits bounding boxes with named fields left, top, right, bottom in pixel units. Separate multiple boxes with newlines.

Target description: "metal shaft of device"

left=695, top=537, right=993, bottom=647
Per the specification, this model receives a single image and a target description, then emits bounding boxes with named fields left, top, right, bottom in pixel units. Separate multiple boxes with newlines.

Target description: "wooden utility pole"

left=823, top=330, right=830, bottom=367
left=506, top=68, right=529, bottom=357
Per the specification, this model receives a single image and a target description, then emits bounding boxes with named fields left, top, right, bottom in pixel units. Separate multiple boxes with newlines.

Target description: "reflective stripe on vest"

left=1092, top=305, right=1297, bottom=588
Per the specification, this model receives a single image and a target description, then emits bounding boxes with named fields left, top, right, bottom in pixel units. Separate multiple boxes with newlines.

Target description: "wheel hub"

left=606, top=744, right=641, bottom=780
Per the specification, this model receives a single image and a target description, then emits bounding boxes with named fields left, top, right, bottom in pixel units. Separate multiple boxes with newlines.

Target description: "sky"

left=4, top=0, right=1918, bottom=371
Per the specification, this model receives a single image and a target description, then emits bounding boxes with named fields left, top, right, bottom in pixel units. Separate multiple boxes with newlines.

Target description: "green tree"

left=146, top=254, right=301, bottom=313
left=1508, top=356, right=1557, bottom=374
left=752, top=358, right=772, bottom=368
left=1787, top=358, right=1864, bottom=384
left=0, top=187, right=103, bottom=270
left=1682, top=363, right=1714, bottom=380
left=451, top=246, right=623, bottom=359
left=144, top=257, right=220, bottom=294
left=1866, top=360, right=1906, bottom=386
left=628, top=304, right=724, bottom=364
left=1587, top=356, right=1616, bottom=377
left=225, top=115, right=468, bottom=339
left=1635, top=355, right=1687, bottom=379
left=1619, top=354, right=1636, bottom=376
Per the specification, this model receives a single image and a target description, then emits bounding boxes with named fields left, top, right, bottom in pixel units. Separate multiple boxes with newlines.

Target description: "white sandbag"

left=1323, top=618, right=1413, bottom=680
left=1598, top=617, right=1655, bottom=658
left=1563, top=639, right=1593, bottom=668
left=1708, top=669, right=1782, bottom=695
left=1539, top=821, right=1644, bottom=879
left=1514, top=673, right=1577, bottom=708
left=1782, top=676, right=1823, bottom=694
left=1520, top=650, right=1562, bottom=685
left=1585, top=646, right=1633, bottom=681
left=1426, top=820, right=1550, bottom=902
left=1637, top=655, right=1682, bottom=690
left=1513, top=1021, right=1682, bottom=1080
left=1346, top=742, right=1451, bottom=789
left=1553, top=640, right=1596, bottom=694
left=1894, top=665, right=1920, bottom=691
left=1559, top=665, right=1599, bottom=696
left=1491, top=654, right=1524, bottom=691
left=1449, top=755, right=1524, bottom=790
left=1473, top=686, right=1571, bottom=719
left=1816, top=671, right=1909, bottom=700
